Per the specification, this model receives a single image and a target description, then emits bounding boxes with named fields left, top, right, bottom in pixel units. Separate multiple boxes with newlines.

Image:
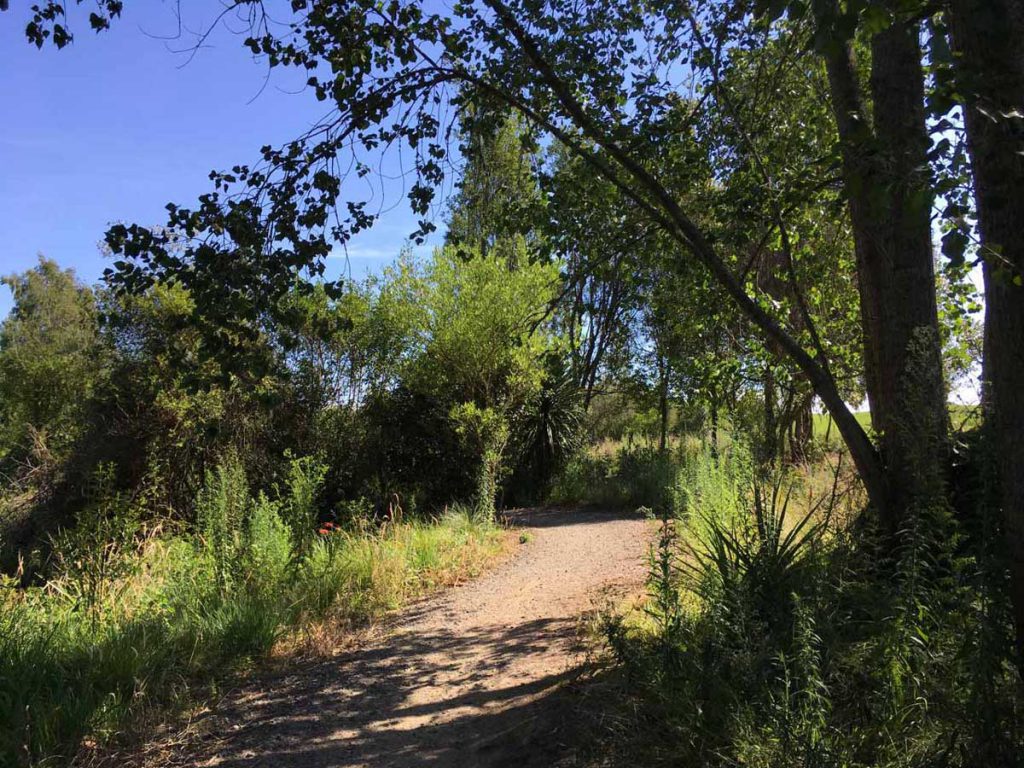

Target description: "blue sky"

left=0, top=3, right=440, bottom=318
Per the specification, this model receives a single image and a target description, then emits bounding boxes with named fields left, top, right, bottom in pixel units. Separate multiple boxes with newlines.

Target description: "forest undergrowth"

left=554, top=435, right=1022, bottom=767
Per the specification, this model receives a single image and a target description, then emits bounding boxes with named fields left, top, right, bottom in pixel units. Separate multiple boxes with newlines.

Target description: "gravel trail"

left=184, top=508, right=650, bottom=768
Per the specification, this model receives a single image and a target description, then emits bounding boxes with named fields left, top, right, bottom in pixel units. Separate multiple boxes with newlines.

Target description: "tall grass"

left=549, top=434, right=754, bottom=523
left=596, top=440, right=1023, bottom=767
left=0, top=461, right=502, bottom=767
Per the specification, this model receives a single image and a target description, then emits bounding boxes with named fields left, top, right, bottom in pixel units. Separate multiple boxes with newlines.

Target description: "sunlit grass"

left=0, top=509, right=503, bottom=766
left=812, top=403, right=981, bottom=449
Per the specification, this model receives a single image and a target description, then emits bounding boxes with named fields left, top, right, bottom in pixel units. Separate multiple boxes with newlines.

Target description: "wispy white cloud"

left=328, top=246, right=397, bottom=260
left=328, top=242, right=435, bottom=261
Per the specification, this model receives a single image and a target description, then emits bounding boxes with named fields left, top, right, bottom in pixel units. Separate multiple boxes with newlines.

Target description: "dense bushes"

left=550, top=444, right=678, bottom=511
left=0, top=456, right=502, bottom=766
left=1, top=249, right=564, bottom=561
left=549, top=436, right=747, bottom=518
left=596, top=444, right=1023, bottom=768
left=546, top=424, right=1021, bottom=765
left=0, top=250, right=565, bottom=765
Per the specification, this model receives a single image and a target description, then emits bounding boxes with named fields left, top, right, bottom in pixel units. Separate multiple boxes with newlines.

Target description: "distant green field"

left=813, top=404, right=982, bottom=447
left=812, top=410, right=873, bottom=440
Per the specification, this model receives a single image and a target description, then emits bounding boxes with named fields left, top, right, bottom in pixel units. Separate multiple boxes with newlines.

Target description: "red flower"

left=318, top=528, right=330, bottom=535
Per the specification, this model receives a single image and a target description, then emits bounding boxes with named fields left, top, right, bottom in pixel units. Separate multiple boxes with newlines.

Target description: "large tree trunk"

left=948, top=0, right=1024, bottom=670
left=789, top=394, right=813, bottom=465
left=817, top=13, right=948, bottom=531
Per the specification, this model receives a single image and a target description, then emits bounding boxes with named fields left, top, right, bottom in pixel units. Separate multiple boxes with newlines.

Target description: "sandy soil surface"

left=177, top=508, right=650, bottom=768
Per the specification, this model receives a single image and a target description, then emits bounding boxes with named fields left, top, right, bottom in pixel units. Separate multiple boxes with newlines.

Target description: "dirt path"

left=183, top=508, right=650, bottom=768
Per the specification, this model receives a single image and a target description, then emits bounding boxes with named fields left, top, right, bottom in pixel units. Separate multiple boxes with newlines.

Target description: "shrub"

left=548, top=452, right=612, bottom=505
left=281, top=453, right=328, bottom=556
left=195, top=451, right=249, bottom=591
left=46, top=463, right=140, bottom=625
left=0, top=451, right=503, bottom=767
left=672, top=440, right=751, bottom=528
left=244, top=493, right=292, bottom=590
left=549, top=442, right=681, bottom=512
left=617, top=444, right=677, bottom=512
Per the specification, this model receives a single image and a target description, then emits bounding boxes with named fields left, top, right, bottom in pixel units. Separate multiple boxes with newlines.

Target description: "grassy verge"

left=0, top=461, right=504, bottom=767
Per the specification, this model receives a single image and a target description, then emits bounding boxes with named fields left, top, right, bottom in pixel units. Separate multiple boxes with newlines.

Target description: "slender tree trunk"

left=710, top=398, right=719, bottom=462
left=817, top=12, right=948, bottom=531
left=948, top=0, right=1024, bottom=670
left=658, top=354, right=669, bottom=453
left=756, top=252, right=786, bottom=465
left=763, top=365, right=777, bottom=464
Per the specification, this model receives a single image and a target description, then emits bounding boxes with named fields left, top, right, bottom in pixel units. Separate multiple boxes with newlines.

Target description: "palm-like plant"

left=509, top=361, right=584, bottom=500
left=686, top=466, right=836, bottom=649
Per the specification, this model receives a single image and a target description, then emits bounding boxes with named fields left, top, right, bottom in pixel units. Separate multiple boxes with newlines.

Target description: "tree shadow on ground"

left=173, top=618, right=590, bottom=768
left=131, top=505, right=650, bottom=768
left=500, top=506, right=642, bottom=530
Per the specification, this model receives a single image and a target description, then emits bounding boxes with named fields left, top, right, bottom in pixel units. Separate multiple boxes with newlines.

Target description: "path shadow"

left=138, top=505, right=650, bottom=768
left=174, top=618, right=587, bottom=768
left=501, top=506, right=643, bottom=530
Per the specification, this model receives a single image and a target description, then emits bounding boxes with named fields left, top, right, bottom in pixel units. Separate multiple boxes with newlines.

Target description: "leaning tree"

left=22, top=1, right=1021, bottom=646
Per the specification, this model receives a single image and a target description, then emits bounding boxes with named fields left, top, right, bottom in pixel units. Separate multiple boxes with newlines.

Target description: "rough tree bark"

left=789, top=395, right=814, bottom=464
left=817, top=10, right=949, bottom=531
left=948, top=0, right=1024, bottom=669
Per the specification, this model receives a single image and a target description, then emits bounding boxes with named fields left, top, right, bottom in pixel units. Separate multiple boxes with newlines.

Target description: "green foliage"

left=447, top=111, right=546, bottom=262
left=47, top=464, right=140, bottom=624
left=732, top=595, right=836, bottom=768
left=451, top=402, right=509, bottom=520
left=0, top=464, right=501, bottom=766
left=244, top=493, right=292, bottom=589
left=6, top=4, right=1018, bottom=764
left=378, top=243, right=565, bottom=512
left=687, top=473, right=828, bottom=649
left=281, top=453, right=328, bottom=556
left=0, top=257, right=104, bottom=463
left=549, top=442, right=679, bottom=512
left=96, top=281, right=283, bottom=514
left=272, top=244, right=568, bottom=517
left=360, top=386, right=476, bottom=514
left=195, top=452, right=249, bottom=591
left=506, top=362, right=584, bottom=503
left=281, top=266, right=425, bottom=412
left=644, top=510, right=686, bottom=672
left=599, top=448, right=1023, bottom=768
left=411, top=243, right=559, bottom=407
left=548, top=452, right=613, bottom=506
left=675, top=441, right=753, bottom=532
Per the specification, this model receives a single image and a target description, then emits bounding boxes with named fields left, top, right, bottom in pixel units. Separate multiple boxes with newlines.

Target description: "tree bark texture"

left=818, top=14, right=949, bottom=529
left=949, top=0, right=1024, bottom=669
